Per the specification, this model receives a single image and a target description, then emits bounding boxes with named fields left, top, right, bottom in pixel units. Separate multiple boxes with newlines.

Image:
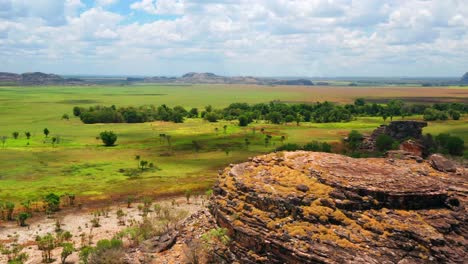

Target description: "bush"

left=238, top=115, right=249, bottom=126
left=303, top=141, right=332, bottom=152
left=347, top=130, right=363, bottom=151
left=446, top=136, right=464, bottom=156
left=276, top=143, right=301, bottom=151
left=100, top=131, right=117, bottom=146
left=204, top=112, right=218, bottom=122
left=81, top=238, right=125, bottom=264
left=449, top=110, right=461, bottom=120
left=375, top=134, right=396, bottom=152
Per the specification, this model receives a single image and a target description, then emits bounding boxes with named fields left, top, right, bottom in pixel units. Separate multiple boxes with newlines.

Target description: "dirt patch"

left=0, top=196, right=206, bottom=264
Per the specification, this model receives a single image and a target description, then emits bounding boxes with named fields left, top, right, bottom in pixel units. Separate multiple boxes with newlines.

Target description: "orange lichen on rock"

left=211, top=151, right=467, bottom=263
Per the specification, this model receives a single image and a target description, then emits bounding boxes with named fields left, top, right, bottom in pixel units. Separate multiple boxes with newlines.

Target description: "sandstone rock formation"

left=211, top=151, right=467, bottom=263
left=361, top=121, right=427, bottom=152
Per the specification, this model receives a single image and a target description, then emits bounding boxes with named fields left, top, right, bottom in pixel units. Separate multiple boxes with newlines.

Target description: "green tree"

left=62, top=113, right=70, bottom=120
left=446, top=136, right=464, bottom=156
left=60, top=243, right=74, bottom=264
left=17, top=212, right=30, bottom=226
left=73, top=106, right=82, bottom=117
left=284, top=114, right=295, bottom=123
left=354, top=98, right=365, bottom=106
left=449, top=110, right=461, bottom=120
left=387, top=100, right=404, bottom=121
left=43, top=128, right=50, bottom=138
left=5, top=202, right=15, bottom=221
left=99, top=131, right=117, bottom=146
left=376, top=134, right=396, bottom=152
left=12, top=131, right=19, bottom=139
left=204, top=112, right=218, bottom=122
left=1, top=136, right=6, bottom=148
left=44, top=193, right=60, bottom=213
left=347, top=130, right=363, bottom=152
left=238, top=115, right=249, bottom=126
left=36, top=233, right=56, bottom=263
left=25, top=132, right=31, bottom=140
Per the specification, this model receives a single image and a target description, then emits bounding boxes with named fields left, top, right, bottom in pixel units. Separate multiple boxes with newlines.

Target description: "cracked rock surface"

left=210, top=151, right=467, bottom=264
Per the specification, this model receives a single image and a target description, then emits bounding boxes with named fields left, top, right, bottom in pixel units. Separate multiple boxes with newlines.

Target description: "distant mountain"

left=0, top=72, right=84, bottom=85
left=461, top=72, right=468, bottom=84
left=138, top=72, right=314, bottom=86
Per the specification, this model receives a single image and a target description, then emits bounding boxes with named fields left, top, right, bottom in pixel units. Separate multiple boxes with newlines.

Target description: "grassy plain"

left=0, top=84, right=466, bottom=203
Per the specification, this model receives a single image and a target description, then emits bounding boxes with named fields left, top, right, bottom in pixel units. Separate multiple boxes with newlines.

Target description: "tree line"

left=72, top=100, right=467, bottom=125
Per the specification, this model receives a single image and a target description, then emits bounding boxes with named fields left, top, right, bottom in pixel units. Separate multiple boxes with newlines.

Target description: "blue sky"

left=0, top=0, right=467, bottom=77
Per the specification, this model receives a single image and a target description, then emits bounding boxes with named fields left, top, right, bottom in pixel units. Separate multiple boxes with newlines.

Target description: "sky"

left=0, top=0, right=467, bottom=77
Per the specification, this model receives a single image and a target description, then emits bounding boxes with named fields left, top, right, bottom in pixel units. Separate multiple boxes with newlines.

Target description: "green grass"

left=0, top=85, right=466, bottom=203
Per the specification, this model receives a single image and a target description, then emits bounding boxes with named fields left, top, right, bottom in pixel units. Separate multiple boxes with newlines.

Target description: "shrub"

left=204, top=112, right=218, bottom=122
left=99, top=131, right=117, bottom=146
left=81, top=239, right=125, bottom=264
left=375, top=134, right=396, bottom=152
left=61, top=242, right=74, bottom=264
left=347, top=130, right=363, bottom=152
left=276, top=143, right=301, bottom=151
left=238, top=115, right=249, bottom=126
left=446, top=136, right=464, bottom=156
left=44, top=193, right=61, bottom=213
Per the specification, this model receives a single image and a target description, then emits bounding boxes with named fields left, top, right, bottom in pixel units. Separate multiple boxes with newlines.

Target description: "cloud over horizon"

left=0, top=0, right=467, bottom=77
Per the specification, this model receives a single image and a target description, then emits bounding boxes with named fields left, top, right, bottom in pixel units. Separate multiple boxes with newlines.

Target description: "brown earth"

left=211, top=151, right=467, bottom=263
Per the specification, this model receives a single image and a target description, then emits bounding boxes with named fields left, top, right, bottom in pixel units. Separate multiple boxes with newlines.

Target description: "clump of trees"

left=74, top=104, right=188, bottom=124
left=72, top=100, right=466, bottom=126
left=423, top=133, right=465, bottom=156
left=276, top=141, right=332, bottom=152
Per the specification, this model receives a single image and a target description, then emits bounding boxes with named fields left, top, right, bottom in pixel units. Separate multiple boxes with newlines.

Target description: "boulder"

left=428, top=154, right=457, bottom=172
left=211, top=151, right=467, bottom=263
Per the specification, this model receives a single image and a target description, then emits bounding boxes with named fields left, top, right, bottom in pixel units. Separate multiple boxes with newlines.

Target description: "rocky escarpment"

left=211, top=151, right=467, bottom=263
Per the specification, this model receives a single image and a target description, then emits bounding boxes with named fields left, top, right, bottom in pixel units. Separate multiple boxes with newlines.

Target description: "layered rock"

left=361, top=121, right=427, bottom=152
left=211, top=151, right=467, bottom=263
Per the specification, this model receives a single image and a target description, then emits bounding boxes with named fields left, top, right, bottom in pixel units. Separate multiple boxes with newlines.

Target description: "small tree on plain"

left=12, top=131, right=19, bottom=139
left=43, top=128, right=50, bottom=138
left=99, top=131, right=117, bottom=146
left=1, top=136, right=6, bottom=148
left=61, top=242, right=74, bottom=264
left=18, top=212, right=30, bottom=227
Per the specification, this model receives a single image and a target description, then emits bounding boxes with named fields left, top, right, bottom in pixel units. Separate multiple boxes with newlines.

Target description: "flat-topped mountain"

left=211, top=151, right=467, bottom=263
left=0, top=72, right=84, bottom=85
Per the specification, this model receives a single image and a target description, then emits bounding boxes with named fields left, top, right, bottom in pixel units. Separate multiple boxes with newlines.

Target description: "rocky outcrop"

left=211, top=151, right=467, bottom=263
left=399, top=139, right=424, bottom=157
left=362, top=121, right=427, bottom=151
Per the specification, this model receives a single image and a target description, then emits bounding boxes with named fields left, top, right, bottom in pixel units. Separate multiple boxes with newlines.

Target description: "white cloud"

left=1, top=0, right=467, bottom=76
left=96, top=0, right=118, bottom=6
left=131, top=0, right=185, bottom=15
